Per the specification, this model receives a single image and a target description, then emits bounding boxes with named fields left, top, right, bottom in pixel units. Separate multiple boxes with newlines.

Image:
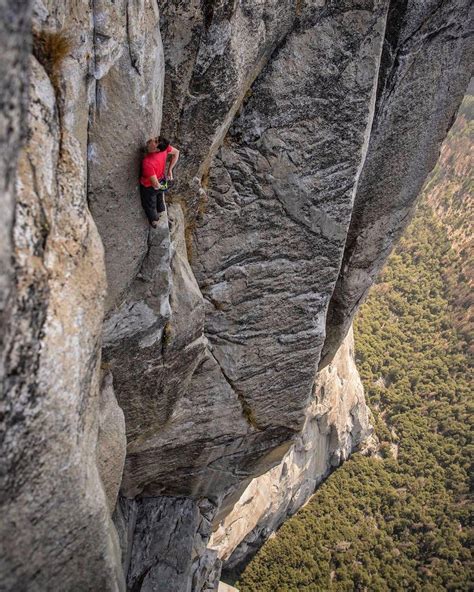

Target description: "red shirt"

left=140, top=145, right=173, bottom=187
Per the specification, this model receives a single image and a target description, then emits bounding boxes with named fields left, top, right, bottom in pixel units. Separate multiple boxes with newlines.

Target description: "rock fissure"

left=207, top=348, right=263, bottom=432
left=1, top=1, right=472, bottom=590
left=125, top=2, right=139, bottom=76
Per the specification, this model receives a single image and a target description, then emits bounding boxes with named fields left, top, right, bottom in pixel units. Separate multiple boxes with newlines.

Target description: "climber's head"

left=156, top=136, right=170, bottom=152
left=146, top=137, right=158, bottom=153
left=146, top=136, right=170, bottom=153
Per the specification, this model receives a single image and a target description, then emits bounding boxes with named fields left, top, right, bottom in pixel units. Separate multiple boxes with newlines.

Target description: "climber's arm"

left=167, top=147, right=180, bottom=180
left=149, top=175, right=161, bottom=190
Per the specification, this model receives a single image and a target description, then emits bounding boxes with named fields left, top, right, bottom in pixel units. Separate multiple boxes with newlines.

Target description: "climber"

left=139, top=136, right=180, bottom=228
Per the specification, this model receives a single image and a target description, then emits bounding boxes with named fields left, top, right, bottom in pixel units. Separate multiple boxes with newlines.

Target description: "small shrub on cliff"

left=33, top=30, right=72, bottom=95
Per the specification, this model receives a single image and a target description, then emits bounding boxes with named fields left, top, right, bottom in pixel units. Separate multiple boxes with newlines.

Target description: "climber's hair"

left=157, top=136, right=170, bottom=152
left=145, top=136, right=170, bottom=153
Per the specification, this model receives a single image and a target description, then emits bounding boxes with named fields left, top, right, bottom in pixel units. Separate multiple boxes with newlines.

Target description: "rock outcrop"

left=1, top=0, right=472, bottom=590
left=320, top=0, right=474, bottom=367
left=1, top=39, right=123, bottom=592
left=209, top=327, right=374, bottom=574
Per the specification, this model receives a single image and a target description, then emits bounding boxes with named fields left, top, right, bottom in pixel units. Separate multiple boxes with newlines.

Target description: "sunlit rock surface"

left=1, top=0, right=472, bottom=590
left=209, top=327, right=373, bottom=571
left=1, top=48, right=123, bottom=591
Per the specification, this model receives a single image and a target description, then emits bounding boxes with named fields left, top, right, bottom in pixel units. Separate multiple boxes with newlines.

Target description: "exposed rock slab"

left=0, top=50, right=123, bottom=590
left=125, top=497, right=200, bottom=592
left=187, top=0, right=386, bottom=499
left=218, top=584, right=239, bottom=592
left=116, top=495, right=219, bottom=592
left=159, top=0, right=297, bottom=210
left=209, top=327, right=373, bottom=571
left=104, top=204, right=213, bottom=499
left=320, top=0, right=474, bottom=367
left=87, top=0, right=165, bottom=311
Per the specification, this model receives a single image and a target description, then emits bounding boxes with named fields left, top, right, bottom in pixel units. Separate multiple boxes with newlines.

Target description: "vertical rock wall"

left=117, top=0, right=388, bottom=507
left=1, top=0, right=472, bottom=590
left=0, top=0, right=31, bottom=329
left=320, top=0, right=473, bottom=366
left=159, top=0, right=297, bottom=210
left=209, top=326, right=374, bottom=574
left=1, top=0, right=165, bottom=588
left=87, top=0, right=164, bottom=310
left=0, top=11, right=124, bottom=591
left=115, top=495, right=220, bottom=592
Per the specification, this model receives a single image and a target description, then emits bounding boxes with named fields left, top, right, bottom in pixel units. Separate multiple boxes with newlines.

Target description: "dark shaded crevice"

left=375, top=0, right=447, bottom=119
left=26, top=154, right=51, bottom=254
left=374, top=0, right=409, bottom=114
left=319, top=0, right=409, bottom=367
left=129, top=570, right=148, bottom=592
left=86, top=0, right=99, bottom=209
left=31, top=31, right=70, bottom=159
left=207, top=349, right=264, bottom=431
left=126, top=1, right=141, bottom=76
left=201, top=0, right=216, bottom=30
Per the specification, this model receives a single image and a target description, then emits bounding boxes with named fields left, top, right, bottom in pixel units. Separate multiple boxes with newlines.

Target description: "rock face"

left=97, top=373, right=127, bottom=512
left=115, top=496, right=220, bottom=592
left=320, top=0, right=474, bottom=367
left=113, top=0, right=388, bottom=509
left=1, top=0, right=162, bottom=588
left=1, top=0, right=472, bottom=591
left=186, top=1, right=386, bottom=504
left=87, top=0, right=164, bottom=310
left=0, top=0, right=31, bottom=327
left=208, top=327, right=373, bottom=572
left=1, top=42, right=123, bottom=592
left=159, top=0, right=297, bottom=211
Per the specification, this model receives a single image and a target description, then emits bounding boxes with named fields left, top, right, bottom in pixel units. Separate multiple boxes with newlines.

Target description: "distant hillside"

left=237, top=97, right=473, bottom=591
left=424, top=94, right=473, bottom=346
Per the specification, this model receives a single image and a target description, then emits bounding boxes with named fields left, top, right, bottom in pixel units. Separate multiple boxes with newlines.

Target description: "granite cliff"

left=0, top=1, right=472, bottom=591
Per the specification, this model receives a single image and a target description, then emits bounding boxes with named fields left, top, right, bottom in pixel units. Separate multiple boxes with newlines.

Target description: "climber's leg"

left=140, top=185, right=160, bottom=226
left=156, top=191, right=166, bottom=215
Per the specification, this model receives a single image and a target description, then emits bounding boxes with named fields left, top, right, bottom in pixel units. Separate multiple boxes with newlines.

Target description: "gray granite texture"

left=114, top=496, right=220, bottom=592
left=1, top=0, right=472, bottom=590
left=320, top=0, right=474, bottom=367
left=117, top=0, right=387, bottom=506
left=1, top=26, right=124, bottom=592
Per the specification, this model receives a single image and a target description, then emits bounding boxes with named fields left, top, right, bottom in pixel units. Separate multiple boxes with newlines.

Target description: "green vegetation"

left=237, top=102, right=473, bottom=591
left=424, top=95, right=473, bottom=345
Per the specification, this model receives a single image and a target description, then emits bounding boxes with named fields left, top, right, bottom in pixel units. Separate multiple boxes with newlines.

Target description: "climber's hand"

left=168, top=170, right=174, bottom=181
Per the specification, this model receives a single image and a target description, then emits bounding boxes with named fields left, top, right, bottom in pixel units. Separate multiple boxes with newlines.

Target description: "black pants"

left=140, top=185, right=165, bottom=223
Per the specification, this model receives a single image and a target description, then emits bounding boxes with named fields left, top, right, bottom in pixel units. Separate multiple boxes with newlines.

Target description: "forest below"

left=236, top=96, right=473, bottom=591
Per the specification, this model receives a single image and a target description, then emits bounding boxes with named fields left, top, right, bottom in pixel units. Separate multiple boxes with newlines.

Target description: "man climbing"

left=140, top=136, right=180, bottom=228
